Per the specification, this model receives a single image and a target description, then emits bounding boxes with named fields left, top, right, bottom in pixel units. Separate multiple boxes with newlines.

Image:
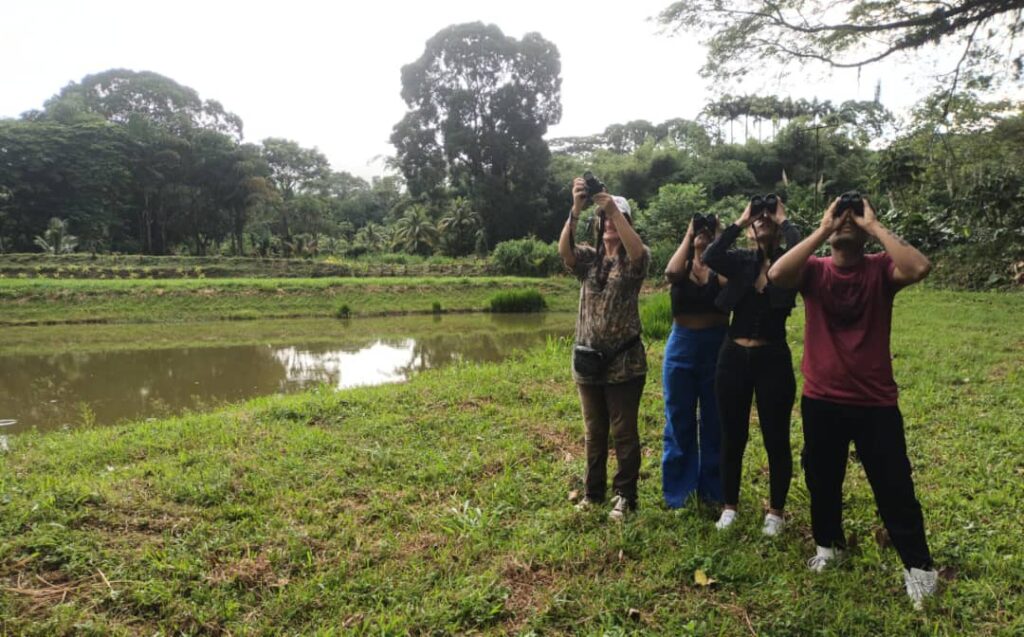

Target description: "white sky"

left=2, top=0, right=1010, bottom=181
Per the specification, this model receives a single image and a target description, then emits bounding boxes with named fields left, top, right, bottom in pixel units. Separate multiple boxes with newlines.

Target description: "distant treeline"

left=1, top=24, right=1021, bottom=286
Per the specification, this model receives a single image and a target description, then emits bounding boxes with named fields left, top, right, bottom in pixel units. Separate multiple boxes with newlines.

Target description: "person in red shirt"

left=768, top=195, right=939, bottom=610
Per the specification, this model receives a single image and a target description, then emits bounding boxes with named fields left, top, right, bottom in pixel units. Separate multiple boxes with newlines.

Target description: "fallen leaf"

left=694, top=569, right=716, bottom=587
left=568, top=490, right=579, bottom=502
left=874, top=527, right=893, bottom=548
left=627, top=607, right=641, bottom=621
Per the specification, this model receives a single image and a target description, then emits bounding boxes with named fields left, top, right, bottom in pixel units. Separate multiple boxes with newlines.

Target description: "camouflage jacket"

left=571, top=244, right=650, bottom=385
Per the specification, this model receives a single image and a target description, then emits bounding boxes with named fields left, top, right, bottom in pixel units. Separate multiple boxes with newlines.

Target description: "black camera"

left=750, top=193, right=779, bottom=217
left=833, top=191, right=865, bottom=217
left=693, top=213, right=718, bottom=235
left=583, top=171, right=606, bottom=203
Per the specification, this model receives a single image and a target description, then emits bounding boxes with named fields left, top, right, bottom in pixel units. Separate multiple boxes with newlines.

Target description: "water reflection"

left=0, top=314, right=572, bottom=433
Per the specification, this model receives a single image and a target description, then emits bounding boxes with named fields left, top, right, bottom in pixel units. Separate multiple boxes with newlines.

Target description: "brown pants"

left=577, top=376, right=645, bottom=505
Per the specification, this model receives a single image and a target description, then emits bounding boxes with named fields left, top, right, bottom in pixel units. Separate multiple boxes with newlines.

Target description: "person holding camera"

left=767, top=194, right=938, bottom=609
left=702, top=195, right=801, bottom=536
left=558, top=175, right=650, bottom=521
left=660, top=213, right=728, bottom=508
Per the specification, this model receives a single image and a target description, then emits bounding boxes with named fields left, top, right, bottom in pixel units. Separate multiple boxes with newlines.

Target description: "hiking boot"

left=903, top=567, right=938, bottom=610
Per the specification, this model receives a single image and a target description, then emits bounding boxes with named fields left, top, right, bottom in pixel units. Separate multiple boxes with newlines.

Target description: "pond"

left=0, top=313, right=575, bottom=434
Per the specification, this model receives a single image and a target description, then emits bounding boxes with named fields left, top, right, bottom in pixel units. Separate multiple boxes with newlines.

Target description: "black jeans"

left=578, top=376, right=645, bottom=505
left=801, top=396, right=932, bottom=569
left=716, top=339, right=796, bottom=510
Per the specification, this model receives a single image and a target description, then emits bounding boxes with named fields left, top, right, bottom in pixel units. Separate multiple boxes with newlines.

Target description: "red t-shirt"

left=800, top=253, right=899, bottom=406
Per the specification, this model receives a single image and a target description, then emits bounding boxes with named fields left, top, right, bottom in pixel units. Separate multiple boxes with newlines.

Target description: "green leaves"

left=391, top=22, right=562, bottom=243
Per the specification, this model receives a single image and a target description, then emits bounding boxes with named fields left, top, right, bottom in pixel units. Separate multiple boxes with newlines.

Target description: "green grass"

left=0, top=276, right=579, bottom=326
left=488, top=289, right=548, bottom=313
left=0, top=288, right=1022, bottom=635
left=639, top=292, right=672, bottom=340
left=0, top=253, right=495, bottom=280
left=0, top=314, right=573, bottom=358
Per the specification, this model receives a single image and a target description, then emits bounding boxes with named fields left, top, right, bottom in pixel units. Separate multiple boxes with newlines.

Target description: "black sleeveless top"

left=671, top=268, right=726, bottom=317
left=728, top=284, right=790, bottom=342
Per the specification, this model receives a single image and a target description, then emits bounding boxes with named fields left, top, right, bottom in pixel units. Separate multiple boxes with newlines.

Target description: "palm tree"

left=354, top=222, right=386, bottom=252
left=437, top=197, right=483, bottom=256
left=33, top=218, right=78, bottom=254
left=392, top=205, right=439, bottom=255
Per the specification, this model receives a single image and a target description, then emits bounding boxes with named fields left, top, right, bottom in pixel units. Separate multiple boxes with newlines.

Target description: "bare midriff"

left=673, top=313, right=729, bottom=330
left=731, top=337, right=771, bottom=347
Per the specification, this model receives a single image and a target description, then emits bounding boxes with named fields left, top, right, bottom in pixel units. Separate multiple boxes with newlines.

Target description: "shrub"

left=432, top=301, right=443, bottom=314
left=639, top=292, right=672, bottom=340
left=490, top=238, right=561, bottom=277
left=647, top=241, right=677, bottom=281
left=335, top=304, right=352, bottom=319
left=488, top=289, right=547, bottom=313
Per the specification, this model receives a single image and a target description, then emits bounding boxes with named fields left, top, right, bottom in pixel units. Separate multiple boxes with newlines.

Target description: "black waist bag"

left=573, top=334, right=642, bottom=379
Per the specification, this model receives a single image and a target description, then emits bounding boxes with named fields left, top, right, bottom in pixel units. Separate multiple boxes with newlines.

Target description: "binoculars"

left=833, top=191, right=865, bottom=217
left=750, top=193, right=779, bottom=217
left=583, top=171, right=606, bottom=202
left=693, top=213, right=718, bottom=234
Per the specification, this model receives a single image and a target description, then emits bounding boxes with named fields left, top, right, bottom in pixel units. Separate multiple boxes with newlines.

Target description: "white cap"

left=612, top=195, right=631, bottom=216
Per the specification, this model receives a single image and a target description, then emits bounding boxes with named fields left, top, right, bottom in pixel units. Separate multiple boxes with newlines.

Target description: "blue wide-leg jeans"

left=662, top=323, right=727, bottom=508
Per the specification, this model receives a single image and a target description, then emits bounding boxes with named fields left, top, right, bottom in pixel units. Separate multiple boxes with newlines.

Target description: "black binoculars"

left=582, top=171, right=606, bottom=202
left=693, top=213, right=718, bottom=234
left=750, top=193, right=779, bottom=217
left=833, top=191, right=865, bottom=217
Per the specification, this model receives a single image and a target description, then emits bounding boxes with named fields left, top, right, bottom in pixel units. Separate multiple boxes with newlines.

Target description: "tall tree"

left=658, top=1, right=1024, bottom=89
left=260, top=138, right=331, bottom=245
left=40, top=69, right=243, bottom=139
left=391, top=22, right=562, bottom=243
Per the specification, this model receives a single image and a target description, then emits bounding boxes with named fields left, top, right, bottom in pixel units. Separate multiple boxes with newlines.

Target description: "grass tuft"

left=488, top=289, right=547, bottom=313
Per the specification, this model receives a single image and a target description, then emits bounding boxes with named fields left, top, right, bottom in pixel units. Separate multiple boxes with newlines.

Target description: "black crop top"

left=671, top=270, right=726, bottom=317
left=728, top=284, right=790, bottom=342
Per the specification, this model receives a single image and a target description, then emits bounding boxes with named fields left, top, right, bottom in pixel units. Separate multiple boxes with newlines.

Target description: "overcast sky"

left=2, top=0, right=1007, bottom=180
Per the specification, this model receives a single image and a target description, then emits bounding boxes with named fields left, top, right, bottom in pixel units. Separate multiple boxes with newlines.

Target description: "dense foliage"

left=1, top=22, right=1021, bottom=287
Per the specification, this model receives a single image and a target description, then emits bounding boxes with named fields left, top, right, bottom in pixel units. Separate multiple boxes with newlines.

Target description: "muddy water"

left=0, top=313, right=574, bottom=434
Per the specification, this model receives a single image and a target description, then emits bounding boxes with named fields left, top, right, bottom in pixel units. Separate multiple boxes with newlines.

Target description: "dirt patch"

left=501, top=558, right=556, bottom=631
left=206, top=553, right=289, bottom=589
left=521, top=419, right=580, bottom=459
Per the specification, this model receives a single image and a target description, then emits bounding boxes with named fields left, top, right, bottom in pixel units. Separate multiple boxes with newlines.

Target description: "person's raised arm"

left=559, top=177, right=588, bottom=269
left=702, top=203, right=753, bottom=277
left=855, top=198, right=932, bottom=288
left=774, top=200, right=801, bottom=250
left=768, top=198, right=843, bottom=289
left=664, top=218, right=695, bottom=284
left=593, top=193, right=644, bottom=262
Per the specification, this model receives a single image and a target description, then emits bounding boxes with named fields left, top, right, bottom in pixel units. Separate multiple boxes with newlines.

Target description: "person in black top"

left=661, top=214, right=729, bottom=508
left=702, top=197, right=801, bottom=536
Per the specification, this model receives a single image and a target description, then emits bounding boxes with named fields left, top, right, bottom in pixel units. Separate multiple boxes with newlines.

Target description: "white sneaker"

left=715, top=509, right=738, bottom=530
left=762, top=513, right=785, bottom=536
left=807, top=545, right=844, bottom=573
left=574, top=497, right=598, bottom=512
left=608, top=495, right=632, bottom=521
left=903, top=567, right=938, bottom=610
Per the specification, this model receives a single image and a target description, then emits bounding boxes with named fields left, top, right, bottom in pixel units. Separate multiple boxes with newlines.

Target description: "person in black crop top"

left=660, top=215, right=729, bottom=508
left=702, top=197, right=801, bottom=536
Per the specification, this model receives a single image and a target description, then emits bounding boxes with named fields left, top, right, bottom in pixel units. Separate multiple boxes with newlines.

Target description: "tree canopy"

left=658, top=1, right=1024, bottom=86
left=390, top=22, right=562, bottom=244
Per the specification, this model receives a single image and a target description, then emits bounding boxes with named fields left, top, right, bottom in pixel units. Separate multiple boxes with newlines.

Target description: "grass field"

left=0, top=276, right=579, bottom=326
left=0, top=253, right=495, bottom=280
left=0, top=288, right=1022, bottom=635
